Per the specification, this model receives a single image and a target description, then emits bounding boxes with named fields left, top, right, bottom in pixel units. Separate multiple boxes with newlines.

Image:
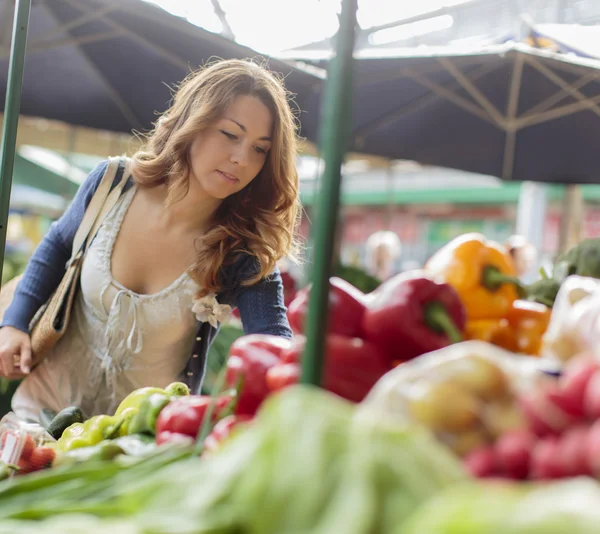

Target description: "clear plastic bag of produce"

left=541, top=275, right=600, bottom=363
left=359, top=340, right=558, bottom=458
left=0, top=412, right=56, bottom=475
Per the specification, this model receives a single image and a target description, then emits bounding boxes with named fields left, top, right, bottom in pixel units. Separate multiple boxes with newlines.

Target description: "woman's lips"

left=217, top=170, right=239, bottom=184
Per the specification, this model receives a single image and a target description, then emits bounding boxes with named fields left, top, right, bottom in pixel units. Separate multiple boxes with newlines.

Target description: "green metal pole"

left=0, top=0, right=32, bottom=284
left=301, top=0, right=358, bottom=387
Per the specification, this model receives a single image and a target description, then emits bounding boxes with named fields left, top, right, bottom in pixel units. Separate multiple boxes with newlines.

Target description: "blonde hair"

left=131, top=59, right=301, bottom=297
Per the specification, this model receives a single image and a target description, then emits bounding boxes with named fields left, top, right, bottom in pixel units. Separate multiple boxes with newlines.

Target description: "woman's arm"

left=234, top=261, right=293, bottom=338
left=1, top=161, right=110, bottom=333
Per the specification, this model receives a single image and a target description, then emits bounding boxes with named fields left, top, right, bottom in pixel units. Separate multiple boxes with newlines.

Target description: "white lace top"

left=12, top=187, right=200, bottom=421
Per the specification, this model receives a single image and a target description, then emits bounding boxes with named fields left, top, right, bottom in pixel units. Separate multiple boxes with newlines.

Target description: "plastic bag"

left=358, top=340, right=557, bottom=457
left=541, top=275, right=600, bottom=363
left=0, top=412, right=55, bottom=475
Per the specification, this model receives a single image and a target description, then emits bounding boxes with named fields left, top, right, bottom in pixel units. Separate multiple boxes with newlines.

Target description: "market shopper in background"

left=0, top=59, right=300, bottom=422
left=505, top=235, right=538, bottom=282
left=365, top=230, right=402, bottom=281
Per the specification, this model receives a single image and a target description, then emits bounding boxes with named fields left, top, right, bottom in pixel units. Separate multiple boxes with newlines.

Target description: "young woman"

left=0, top=59, right=301, bottom=421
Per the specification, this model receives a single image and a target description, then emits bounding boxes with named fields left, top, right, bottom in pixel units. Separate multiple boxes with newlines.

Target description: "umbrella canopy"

left=0, top=0, right=321, bottom=136
left=526, top=24, right=600, bottom=60
left=292, top=43, right=600, bottom=184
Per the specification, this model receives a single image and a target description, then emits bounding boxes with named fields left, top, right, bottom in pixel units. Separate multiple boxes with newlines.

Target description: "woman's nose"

left=230, top=145, right=250, bottom=167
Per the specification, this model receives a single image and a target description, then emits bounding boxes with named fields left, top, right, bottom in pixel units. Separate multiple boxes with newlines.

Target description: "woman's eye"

left=221, top=130, right=237, bottom=140
left=254, top=146, right=268, bottom=155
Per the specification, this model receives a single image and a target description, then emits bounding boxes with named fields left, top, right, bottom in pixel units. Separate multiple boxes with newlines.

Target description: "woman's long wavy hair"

left=131, top=59, right=301, bottom=297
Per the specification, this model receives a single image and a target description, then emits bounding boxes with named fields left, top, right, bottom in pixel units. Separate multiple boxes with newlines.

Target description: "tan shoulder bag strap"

left=71, top=156, right=130, bottom=259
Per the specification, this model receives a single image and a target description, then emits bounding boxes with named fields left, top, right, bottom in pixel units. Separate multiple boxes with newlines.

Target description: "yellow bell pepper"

left=425, top=233, right=520, bottom=321
left=465, top=300, right=551, bottom=356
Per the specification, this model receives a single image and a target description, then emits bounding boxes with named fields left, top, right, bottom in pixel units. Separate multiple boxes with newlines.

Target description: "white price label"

left=1, top=434, right=18, bottom=464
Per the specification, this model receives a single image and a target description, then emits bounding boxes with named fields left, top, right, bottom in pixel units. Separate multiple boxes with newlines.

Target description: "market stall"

left=1, top=0, right=600, bottom=533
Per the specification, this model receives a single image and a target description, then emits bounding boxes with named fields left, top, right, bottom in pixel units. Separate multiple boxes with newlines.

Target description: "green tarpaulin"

left=13, top=152, right=79, bottom=199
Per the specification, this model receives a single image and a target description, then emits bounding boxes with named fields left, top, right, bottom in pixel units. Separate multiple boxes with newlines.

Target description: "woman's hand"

left=0, top=326, right=32, bottom=378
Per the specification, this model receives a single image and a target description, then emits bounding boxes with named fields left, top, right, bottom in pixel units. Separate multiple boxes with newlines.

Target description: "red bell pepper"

left=270, top=334, right=390, bottom=403
left=362, top=271, right=466, bottom=362
left=155, top=393, right=234, bottom=443
left=202, top=414, right=252, bottom=454
left=265, top=362, right=301, bottom=392
left=225, top=334, right=291, bottom=416
left=287, top=277, right=366, bottom=338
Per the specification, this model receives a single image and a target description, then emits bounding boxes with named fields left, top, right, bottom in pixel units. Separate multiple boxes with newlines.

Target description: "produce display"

left=0, top=231, right=599, bottom=532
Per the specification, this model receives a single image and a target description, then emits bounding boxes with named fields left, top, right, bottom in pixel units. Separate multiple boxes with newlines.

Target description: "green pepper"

left=57, top=415, right=122, bottom=452
left=115, top=387, right=166, bottom=416
left=114, top=382, right=189, bottom=416
left=128, top=393, right=172, bottom=436
left=164, top=382, right=190, bottom=397
left=117, top=407, right=138, bottom=437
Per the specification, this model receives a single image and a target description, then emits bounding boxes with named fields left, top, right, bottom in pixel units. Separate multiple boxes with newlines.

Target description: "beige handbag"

left=0, top=156, right=129, bottom=366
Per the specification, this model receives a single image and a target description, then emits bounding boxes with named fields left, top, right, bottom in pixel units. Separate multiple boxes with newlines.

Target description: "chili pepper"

left=362, top=271, right=466, bottom=362
left=128, top=393, right=172, bottom=436
left=155, top=394, right=234, bottom=442
left=274, top=334, right=390, bottom=403
left=465, top=300, right=551, bottom=356
left=425, top=233, right=520, bottom=320
left=202, top=415, right=252, bottom=454
left=225, top=334, right=291, bottom=416
left=286, top=277, right=366, bottom=337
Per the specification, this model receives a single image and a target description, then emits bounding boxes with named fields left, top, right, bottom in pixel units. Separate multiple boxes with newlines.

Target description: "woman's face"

left=188, top=94, right=274, bottom=200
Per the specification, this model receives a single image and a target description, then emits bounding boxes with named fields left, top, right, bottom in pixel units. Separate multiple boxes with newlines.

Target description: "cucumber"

left=39, top=408, right=57, bottom=430
left=47, top=406, right=84, bottom=440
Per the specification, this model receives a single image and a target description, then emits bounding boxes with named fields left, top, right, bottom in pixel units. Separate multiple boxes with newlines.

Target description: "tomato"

left=29, top=446, right=56, bottom=470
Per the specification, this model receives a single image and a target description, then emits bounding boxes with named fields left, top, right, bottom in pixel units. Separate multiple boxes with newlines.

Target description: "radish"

left=560, top=356, right=599, bottom=416
left=463, top=446, right=497, bottom=478
left=519, top=388, right=573, bottom=436
left=530, top=437, right=563, bottom=480
left=557, top=425, right=590, bottom=478
left=586, top=420, right=600, bottom=476
left=583, top=371, right=600, bottom=420
left=495, top=429, right=536, bottom=480
left=546, top=387, right=586, bottom=420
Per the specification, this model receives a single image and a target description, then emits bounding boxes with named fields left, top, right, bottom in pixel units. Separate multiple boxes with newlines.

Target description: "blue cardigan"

left=1, top=160, right=292, bottom=394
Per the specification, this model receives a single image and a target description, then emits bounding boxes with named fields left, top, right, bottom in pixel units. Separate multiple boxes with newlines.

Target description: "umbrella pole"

left=0, top=0, right=32, bottom=284
left=301, top=0, right=358, bottom=387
